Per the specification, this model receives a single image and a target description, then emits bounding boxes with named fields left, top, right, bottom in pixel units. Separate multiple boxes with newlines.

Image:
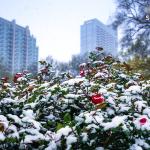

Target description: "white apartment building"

left=0, top=17, right=38, bottom=75
left=80, top=18, right=118, bottom=56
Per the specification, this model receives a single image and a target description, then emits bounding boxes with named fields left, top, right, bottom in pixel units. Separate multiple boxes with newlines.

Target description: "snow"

left=98, top=88, right=107, bottom=94
left=143, top=108, right=150, bottom=117
left=7, top=114, right=22, bottom=125
left=62, top=78, right=84, bottom=86
left=107, top=97, right=116, bottom=105
left=83, top=81, right=90, bottom=87
left=94, top=72, right=106, bottom=78
left=118, top=104, right=130, bottom=112
left=45, top=141, right=57, bottom=150
left=106, top=83, right=116, bottom=89
left=94, top=115, right=104, bottom=123
left=81, top=132, right=88, bottom=142
left=0, top=133, right=5, bottom=141
left=48, top=106, right=54, bottom=109
left=130, top=144, right=143, bottom=150
left=86, top=123, right=99, bottom=130
left=105, top=91, right=117, bottom=98
left=75, top=116, right=84, bottom=124
left=0, top=115, right=8, bottom=122
left=79, top=63, right=86, bottom=67
left=45, top=114, right=55, bottom=120
left=7, top=125, right=19, bottom=139
left=40, top=82, right=50, bottom=88
left=135, top=138, right=150, bottom=149
left=130, top=138, right=150, bottom=150
left=93, top=60, right=104, bottom=65
left=66, top=134, right=77, bottom=145
left=3, top=83, right=11, bottom=87
left=17, top=77, right=27, bottom=82
left=119, top=73, right=127, bottom=79
left=95, top=147, right=104, bottom=150
left=76, top=111, right=104, bottom=126
left=8, top=124, right=17, bottom=132
left=0, top=98, right=16, bottom=104
left=134, top=101, right=147, bottom=112
left=63, top=99, right=74, bottom=104
left=19, top=128, right=40, bottom=135
left=56, top=126, right=72, bottom=139
left=103, top=116, right=127, bottom=130
left=21, top=117, right=41, bottom=130
left=0, top=53, right=150, bottom=149
left=119, top=95, right=129, bottom=102
left=106, top=108, right=115, bottom=115
left=125, top=85, right=141, bottom=94
left=116, top=84, right=123, bottom=89
left=84, top=113, right=94, bottom=124
left=22, top=109, right=35, bottom=119
left=23, top=134, right=45, bottom=143
left=65, top=94, right=79, bottom=99
left=45, top=131, right=55, bottom=141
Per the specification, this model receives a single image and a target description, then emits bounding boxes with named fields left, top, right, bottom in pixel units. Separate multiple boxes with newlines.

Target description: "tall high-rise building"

left=0, top=17, right=38, bottom=75
left=80, top=18, right=118, bottom=55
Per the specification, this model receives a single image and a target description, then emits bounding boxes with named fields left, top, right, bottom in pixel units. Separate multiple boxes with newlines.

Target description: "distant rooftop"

left=1, top=17, right=30, bottom=30
left=82, top=18, right=117, bottom=37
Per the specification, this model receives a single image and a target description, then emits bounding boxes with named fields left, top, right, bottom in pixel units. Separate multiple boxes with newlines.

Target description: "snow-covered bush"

left=0, top=48, right=150, bottom=150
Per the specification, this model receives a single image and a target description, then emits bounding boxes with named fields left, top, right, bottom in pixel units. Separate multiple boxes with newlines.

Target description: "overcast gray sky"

left=0, top=0, right=116, bottom=62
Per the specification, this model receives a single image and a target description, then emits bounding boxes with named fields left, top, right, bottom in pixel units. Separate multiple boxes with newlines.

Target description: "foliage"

left=127, top=37, right=150, bottom=58
left=0, top=49, right=150, bottom=150
left=113, top=0, right=150, bottom=55
left=128, top=56, right=150, bottom=79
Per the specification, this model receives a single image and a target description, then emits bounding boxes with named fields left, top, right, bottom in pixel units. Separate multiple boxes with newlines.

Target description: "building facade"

left=0, top=17, right=38, bottom=75
left=80, top=18, right=118, bottom=56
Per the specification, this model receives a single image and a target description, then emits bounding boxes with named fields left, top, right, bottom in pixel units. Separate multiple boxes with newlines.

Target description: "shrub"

left=0, top=48, right=149, bottom=150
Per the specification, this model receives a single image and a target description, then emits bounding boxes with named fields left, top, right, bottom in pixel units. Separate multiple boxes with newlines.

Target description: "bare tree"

left=113, top=0, right=150, bottom=55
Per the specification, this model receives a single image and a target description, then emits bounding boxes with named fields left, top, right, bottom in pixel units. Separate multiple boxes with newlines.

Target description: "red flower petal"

left=90, top=94, right=104, bottom=104
left=13, top=73, right=23, bottom=83
left=1, top=77, right=9, bottom=83
left=80, top=70, right=85, bottom=77
left=139, top=117, right=147, bottom=125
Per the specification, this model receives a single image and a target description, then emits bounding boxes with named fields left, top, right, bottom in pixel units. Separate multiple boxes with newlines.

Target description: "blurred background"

left=0, top=0, right=150, bottom=79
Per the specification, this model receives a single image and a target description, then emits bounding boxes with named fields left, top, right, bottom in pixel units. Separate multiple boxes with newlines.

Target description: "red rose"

left=139, top=117, right=147, bottom=125
left=90, top=93, right=104, bottom=104
left=1, top=77, right=9, bottom=83
left=80, top=69, right=85, bottom=77
left=13, top=73, right=23, bottom=83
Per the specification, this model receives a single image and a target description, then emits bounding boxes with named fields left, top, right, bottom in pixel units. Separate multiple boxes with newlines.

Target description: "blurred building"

left=80, top=18, right=118, bottom=56
left=0, top=17, right=38, bottom=75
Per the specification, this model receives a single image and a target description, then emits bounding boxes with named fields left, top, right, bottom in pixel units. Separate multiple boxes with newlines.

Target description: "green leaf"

left=47, top=120, right=52, bottom=126
left=63, top=113, right=71, bottom=124
left=56, top=123, right=64, bottom=131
